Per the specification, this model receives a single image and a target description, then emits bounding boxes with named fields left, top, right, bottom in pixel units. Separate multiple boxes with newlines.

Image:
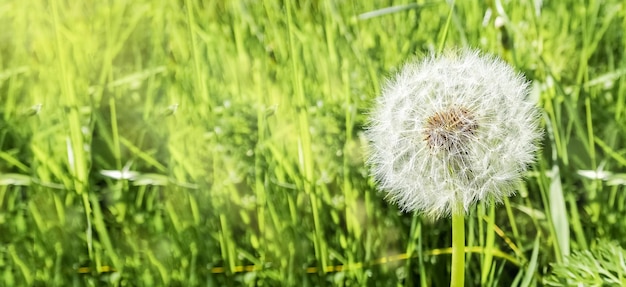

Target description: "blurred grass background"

left=1, top=0, right=626, bottom=286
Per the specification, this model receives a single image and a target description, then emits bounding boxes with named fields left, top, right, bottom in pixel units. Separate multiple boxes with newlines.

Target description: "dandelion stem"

left=450, top=206, right=465, bottom=287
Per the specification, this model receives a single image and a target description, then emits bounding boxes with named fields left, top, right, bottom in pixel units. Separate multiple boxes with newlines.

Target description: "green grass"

left=1, top=0, right=626, bottom=286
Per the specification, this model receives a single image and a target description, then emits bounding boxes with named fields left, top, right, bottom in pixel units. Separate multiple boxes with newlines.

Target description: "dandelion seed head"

left=423, top=106, right=478, bottom=154
left=366, top=49, right=542, bottom=219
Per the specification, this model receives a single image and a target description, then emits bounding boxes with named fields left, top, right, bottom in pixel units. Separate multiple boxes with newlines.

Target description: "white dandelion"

left=366, top=49, right=541, bottom=219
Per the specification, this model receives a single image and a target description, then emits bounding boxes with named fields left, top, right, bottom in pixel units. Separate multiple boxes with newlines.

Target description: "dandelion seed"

left=366, top=49, right=542, bottom=219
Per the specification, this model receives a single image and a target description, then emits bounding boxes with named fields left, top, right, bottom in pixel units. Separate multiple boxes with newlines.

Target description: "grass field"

left=1, top=0, right=626, bottom=286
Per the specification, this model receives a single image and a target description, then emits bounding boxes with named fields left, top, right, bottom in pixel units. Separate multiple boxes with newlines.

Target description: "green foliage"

left=545, top=241, right=626, bottom=286
left=0, top=0, right=625, bottom=286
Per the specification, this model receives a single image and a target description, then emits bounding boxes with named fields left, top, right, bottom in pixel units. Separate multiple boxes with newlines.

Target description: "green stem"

left=436, top=0, right=455, bottom=54
left=451, top=207, right=465, bottom=287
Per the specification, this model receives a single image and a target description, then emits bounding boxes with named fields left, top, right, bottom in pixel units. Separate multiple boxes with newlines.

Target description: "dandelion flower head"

left=366, top=49, right=541, bottom=219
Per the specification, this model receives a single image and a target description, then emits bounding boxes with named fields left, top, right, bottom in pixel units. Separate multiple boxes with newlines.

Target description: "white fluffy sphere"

left=366, top=49, right=542, bottom=219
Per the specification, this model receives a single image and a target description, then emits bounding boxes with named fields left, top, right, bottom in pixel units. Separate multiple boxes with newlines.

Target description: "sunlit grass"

left=1, top=0, right=625, bottom=286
